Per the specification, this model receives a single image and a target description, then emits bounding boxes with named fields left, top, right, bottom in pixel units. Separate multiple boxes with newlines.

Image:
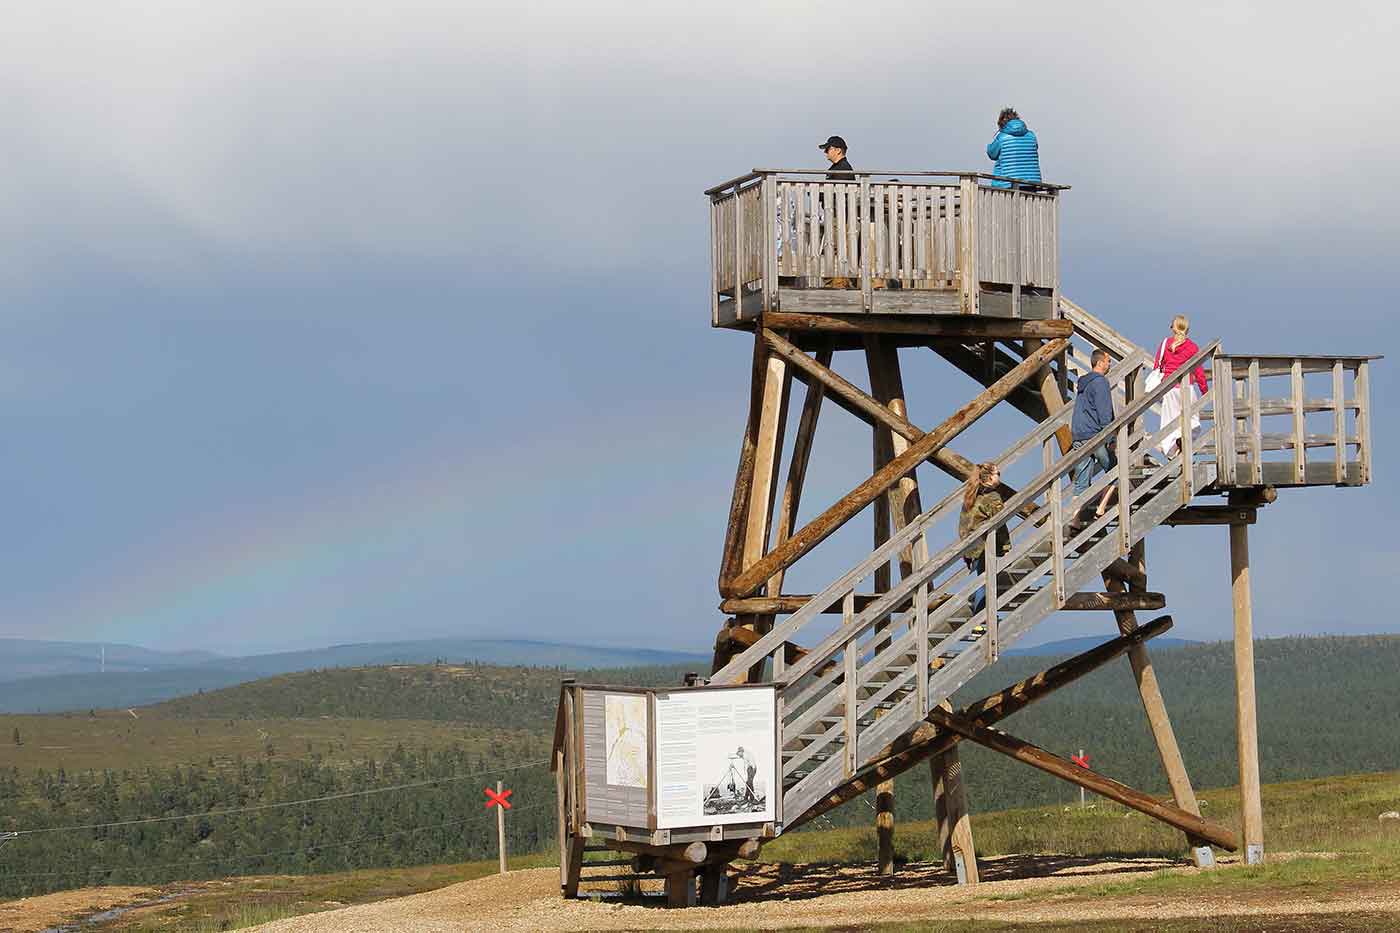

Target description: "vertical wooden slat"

left=916, top=580, right=930, bottom=713
left=1248, top=360, right=1263, bottom=485
left=709, top=198, right=720, bottom=326
left=1179, top=371, right=1195, bottom=502
left=847, top=185, right=861, bottom=280
left=761, top=176, right=776, bottom=311
left=1045, top=438, right=1066, bottom=607
left=842, top=591, right=857, bottom=777
left=1009, top=189, right=1022, bottom=317
left=1290, top=359, right=1305, bottom=484
left=820, top=183, right=831, bottom=279
left=1117, top=422, right=1132, bottom=554
left=806, top=184, right=820, bottom=280
left=1333, top=360, right=1346, bottom=484
left=860, top=177, right=873, bottom=310
left=1356, top=361, right=1372, bottom=483
left=835, top=183, right=849, bottom=276
left=901, top=183, right=913, bottom=286
left=983, top=529, right=998, bottom=663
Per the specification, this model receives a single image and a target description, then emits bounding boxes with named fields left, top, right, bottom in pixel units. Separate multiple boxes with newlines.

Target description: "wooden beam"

left=787, top=616, right=1174, bottom=831
left=1026, top=337, right=1073, bottom=454
left=725, top=336, right=1069, bottom=598
left=768, top=329, right=1020, bottom=503
left=767, top=348, right=831, bottom=597
left=1164, top=506, right=1257, bottom=526
left=764, top=310, right=1072, bottom=340
left=927, top=709, right=1240, bottom=852
left=1231, top=522, right=1265, bottom=864
left=931, top=341, right=1050, bottom=423
left=719, top=590, right=1166, bottom=615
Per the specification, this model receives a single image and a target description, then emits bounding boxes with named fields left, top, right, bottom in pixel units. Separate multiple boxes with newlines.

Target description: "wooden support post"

left=718, top=330, right=769, bottom=593
left=1104, top=543, right=1213, bottom=867
left=664, top=871, right=696, bottom=908
left=929, top=710, right=1239, bottom=852
left=1231, top=521, right=1265, bottom=864
left=930, top=735, right=979, bottom=884
left=1026, top=338, right=1072, bottom=454
left=715, top=339, right=792, bottom=676
left=726, top=336, right=1068, bottom=597
left=699, top=864, right=730, bottom=906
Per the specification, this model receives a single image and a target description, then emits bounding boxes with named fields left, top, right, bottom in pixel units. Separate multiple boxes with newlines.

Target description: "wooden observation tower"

left=552, top=168, right=1379, bottom=905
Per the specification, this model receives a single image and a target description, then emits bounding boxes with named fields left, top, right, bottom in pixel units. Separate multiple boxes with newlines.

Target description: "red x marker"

left=1071, top=753, right=1090, bottom=769
left=484, top=787, right=513, bottom=810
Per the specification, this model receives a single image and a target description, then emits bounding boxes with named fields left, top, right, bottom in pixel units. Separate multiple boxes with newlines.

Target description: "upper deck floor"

left=706, top=169, right=1066, bottom=327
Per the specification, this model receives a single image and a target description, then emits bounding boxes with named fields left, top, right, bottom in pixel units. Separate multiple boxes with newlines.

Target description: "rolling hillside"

left=0, top=638, right=708, bottom=713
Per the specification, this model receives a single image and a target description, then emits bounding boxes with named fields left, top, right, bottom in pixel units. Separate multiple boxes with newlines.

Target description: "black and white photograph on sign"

left=654, top=685, right=776, bottom=828
left=701, top=745, right=767, bottom=816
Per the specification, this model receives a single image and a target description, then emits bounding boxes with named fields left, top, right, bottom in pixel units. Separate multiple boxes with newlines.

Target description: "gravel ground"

left=245, top=853, right=1400, bottom=933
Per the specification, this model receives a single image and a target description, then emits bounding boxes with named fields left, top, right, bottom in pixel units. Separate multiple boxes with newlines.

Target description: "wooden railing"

left=1210, top=355, right=1377, bottom=487
left=706, top=170, right=1064, bottom=325
left=711, top=342, right=1221, bottom=822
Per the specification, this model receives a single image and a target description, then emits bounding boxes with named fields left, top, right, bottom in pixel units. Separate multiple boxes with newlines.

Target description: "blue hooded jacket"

left=986, top=118, right=1041, bottom=188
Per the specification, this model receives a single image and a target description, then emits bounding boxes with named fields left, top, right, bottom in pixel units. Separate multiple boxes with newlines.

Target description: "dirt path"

left=245, top=854, right=1400, bottom=932
left=0, top=885, right=159, bottom=933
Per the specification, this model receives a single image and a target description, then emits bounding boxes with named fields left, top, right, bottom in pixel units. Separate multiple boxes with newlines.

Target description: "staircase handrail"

left=711, top=345, right=1147, bottom=685
left=745, top=340, right=1218, bottom=690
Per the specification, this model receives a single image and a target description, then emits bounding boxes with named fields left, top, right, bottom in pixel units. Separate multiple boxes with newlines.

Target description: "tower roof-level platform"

left=706, top=169, right=1069, bottom=327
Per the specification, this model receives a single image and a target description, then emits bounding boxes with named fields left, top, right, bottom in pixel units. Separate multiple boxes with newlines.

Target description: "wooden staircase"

left=708, top=306, right=1374, bottom=836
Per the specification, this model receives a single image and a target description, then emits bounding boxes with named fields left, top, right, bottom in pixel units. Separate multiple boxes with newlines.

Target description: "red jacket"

left=1154, top=337, right=1208, bottom=395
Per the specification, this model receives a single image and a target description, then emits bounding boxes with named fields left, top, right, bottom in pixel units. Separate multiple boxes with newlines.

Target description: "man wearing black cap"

left=820, top=135, right=854, bottom=180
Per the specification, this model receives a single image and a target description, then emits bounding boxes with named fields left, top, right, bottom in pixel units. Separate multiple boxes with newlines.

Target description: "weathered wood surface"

left=1164, top=506, right=1257, bottom=526
left=787, top=616, right=1174, bottom=831
left=1231, top=522, right=1265, bottom=863
left=717, top=332, right=770, bottom=594
left=928, top=709, right=1239, bottom=851
left=724, top=337, right=1068, bottom=598
left=719, top=590, right=1165, bottom=615
left=765, top=311, right=1071, bottom=339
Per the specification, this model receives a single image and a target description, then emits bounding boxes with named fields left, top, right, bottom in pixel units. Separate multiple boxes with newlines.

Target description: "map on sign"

left=605, top=694, right=648, bottom=788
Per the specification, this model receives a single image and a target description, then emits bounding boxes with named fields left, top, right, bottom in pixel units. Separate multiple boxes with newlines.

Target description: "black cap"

left=818, top=135, right=847, bottom=152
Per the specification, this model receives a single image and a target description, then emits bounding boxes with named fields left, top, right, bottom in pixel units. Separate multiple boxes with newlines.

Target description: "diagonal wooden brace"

left=724, top=336, right=1069, bottom=598
left=928, top=709, right=1239, bottom=851
left=787, top=615, right=1174, bottom=830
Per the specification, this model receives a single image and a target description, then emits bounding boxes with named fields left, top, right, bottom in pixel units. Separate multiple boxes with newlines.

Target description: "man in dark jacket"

left=820, top=135, right=854, bottom=179
left=1070, top=350, right=1117, bottom=519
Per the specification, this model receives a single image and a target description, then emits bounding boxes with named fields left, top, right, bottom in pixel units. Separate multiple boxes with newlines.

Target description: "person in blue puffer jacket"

left=985, top=108, right=1041, bottom=188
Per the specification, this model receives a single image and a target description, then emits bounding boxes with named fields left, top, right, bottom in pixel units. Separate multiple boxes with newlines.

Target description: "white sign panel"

left=604, top=694, right=648, bottom=788
left=654, top=686, right=776, bottom=829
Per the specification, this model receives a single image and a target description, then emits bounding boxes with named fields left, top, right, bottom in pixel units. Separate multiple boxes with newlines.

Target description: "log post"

left=1230, top=520, right=1265, bottom=864
left=1104, top=542, right=1213, bottom=868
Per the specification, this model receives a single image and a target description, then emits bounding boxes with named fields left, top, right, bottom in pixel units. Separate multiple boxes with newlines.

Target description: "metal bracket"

left=953, top=850, right=969, bottom=885
left=1245, top=844, right=1264, bottom=865
left=1191, top=845, right=1215, bottom=868
left=651, top=829, right=671, bottom=846
left=710, top=825, right=725, bottom=841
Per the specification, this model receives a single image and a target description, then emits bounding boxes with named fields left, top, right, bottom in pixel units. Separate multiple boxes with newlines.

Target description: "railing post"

left=762, top=174, right=777, bottom=312
left=1356, top=360, right=1372, bottom=484
left=1214, top=357, right=1237, bottom=486
left=1116, top=421, right=1131, bottom=555
left=1290, top=359, right=1306, bottom=484
left=916, top=581, right=930, bottom=714
left=1248, top=360, right=1263, bottom=485
left=842, top=591, right=857, bottom=777
left=1179, top=372, right=1195, bottom=502
left=733, top=182, right=744, bottom=322
left=1044, top=438, right=1066, bottom=608
left=1332, top=360, right=1346, bottom=485
left=983, top=529, right=998, bottom=663
left=958, top=177, right=978, bottom=315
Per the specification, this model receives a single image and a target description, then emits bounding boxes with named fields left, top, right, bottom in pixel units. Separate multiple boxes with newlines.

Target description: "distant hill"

left=0, top=637, right=222, bottom=682
left=0, top=638, right=707, bottom=713
left=1007, top=635, right=1202, bottom=657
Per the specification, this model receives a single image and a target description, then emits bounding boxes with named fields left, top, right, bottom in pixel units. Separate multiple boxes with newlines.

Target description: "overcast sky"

left=1, top=1, right=1396, bottom=655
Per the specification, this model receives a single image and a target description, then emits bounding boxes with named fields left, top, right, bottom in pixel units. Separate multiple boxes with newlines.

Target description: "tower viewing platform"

left=706, top=169, right=1066, bottom=326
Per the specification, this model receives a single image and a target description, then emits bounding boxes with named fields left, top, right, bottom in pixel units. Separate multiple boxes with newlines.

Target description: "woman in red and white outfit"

left=1152, top=315, right=1209, bottom=459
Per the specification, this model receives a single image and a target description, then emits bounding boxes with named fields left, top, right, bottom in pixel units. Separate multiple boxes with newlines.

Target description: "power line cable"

left=6, top=758, right=549, bottom=837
